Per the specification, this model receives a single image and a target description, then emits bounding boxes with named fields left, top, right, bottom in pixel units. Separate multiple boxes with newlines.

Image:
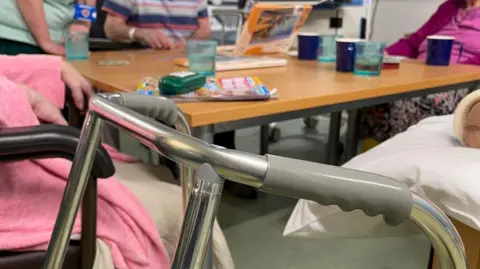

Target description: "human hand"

left=61, top=61, right=94, bottom=110
left=135, top=29, right=175, bottom=50
left=39, top=39, right=66, bottom=55
left=20, top=84, right=68, bottom=125
left=174, top=37, right=187, bottom=50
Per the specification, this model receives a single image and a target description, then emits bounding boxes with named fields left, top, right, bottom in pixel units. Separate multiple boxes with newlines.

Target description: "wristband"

left=74, top=4, right=97, bottom=23
left=128, top=28, right=137, bottom=42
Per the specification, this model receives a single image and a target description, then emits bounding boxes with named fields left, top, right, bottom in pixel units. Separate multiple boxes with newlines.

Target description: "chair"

left=0, top=124, right=115, bottom=269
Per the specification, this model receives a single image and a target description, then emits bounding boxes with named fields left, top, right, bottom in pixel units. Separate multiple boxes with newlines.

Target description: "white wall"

left=300, top=0, right=443, bottom=45
left=370, top=0, right=442, bottom=44
left=300, top=6, right=365, bottom=38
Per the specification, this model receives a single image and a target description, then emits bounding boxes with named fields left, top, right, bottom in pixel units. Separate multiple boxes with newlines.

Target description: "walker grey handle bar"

left=263, top=155, right=412, bottom=225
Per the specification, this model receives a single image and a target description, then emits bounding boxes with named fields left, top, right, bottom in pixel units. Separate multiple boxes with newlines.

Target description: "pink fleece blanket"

left=0, top=55, right=169, bottom=269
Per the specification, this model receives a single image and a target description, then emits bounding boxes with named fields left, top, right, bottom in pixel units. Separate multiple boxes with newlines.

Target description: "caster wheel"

left=304, top=117, right=319, bottom=129
left=269, top=127, right=281, bottom=143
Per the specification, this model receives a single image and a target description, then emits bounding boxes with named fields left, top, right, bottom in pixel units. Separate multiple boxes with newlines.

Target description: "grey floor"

left=121, top=117, right=432, bottom=269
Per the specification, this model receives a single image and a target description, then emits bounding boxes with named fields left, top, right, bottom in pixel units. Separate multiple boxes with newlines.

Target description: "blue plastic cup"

left=297, top=33, right=320, bottom=60
left=336, top=38, right=361, bottom=72
left=426, top=35, right=463, bottom=66
left=65, top=32, right=89, bottom=61
left=187, top=40, right=217, bottom=77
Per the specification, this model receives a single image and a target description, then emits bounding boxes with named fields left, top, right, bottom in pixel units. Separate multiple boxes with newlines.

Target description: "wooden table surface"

left=73, top=50, right=480, bottom=127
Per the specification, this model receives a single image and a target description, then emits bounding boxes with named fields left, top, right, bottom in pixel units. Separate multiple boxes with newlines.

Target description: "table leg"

left=345, top=109, right=360, bottom=162
left=192, top=125, right=215, bottom=269
left=260, top=124, right=269, bottom=155
left=326, top=112, right=342, bottom=165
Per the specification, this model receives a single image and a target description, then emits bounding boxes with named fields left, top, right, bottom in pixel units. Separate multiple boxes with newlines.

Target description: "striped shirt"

left=103, top=0, right=209, bottom=38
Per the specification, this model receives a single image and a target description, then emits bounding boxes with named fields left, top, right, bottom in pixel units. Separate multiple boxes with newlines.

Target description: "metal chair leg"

left=80, top=178, right=97, bottom=269
left=326, top=112, right=342, bottom=165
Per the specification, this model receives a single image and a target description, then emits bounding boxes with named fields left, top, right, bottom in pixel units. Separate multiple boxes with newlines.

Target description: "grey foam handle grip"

left=261, top=155, right=413, bottom=226
left=107, top=93, right=179, bottom=126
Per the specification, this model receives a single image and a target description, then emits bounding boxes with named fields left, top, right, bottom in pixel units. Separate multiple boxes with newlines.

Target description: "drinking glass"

left=187, top=40, right=217, bottom=77
left=65, top=32, right=89, bottom=61
left=354, top=41, right=386, bottom=76
left=318, top=35, right=341, bottom=62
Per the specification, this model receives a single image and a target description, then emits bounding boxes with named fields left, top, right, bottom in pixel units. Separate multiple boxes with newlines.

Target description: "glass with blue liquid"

left=65, top=32, right=89, bottom=61
left=354, top=41, right=386, bottom=76
left=318, top=35, right=340, bottom=62
left=187, top=40, right=217, bottom=77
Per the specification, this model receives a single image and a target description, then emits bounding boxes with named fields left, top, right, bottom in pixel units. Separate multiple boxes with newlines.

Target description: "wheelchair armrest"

left=0, top=125, right=115, bottom=179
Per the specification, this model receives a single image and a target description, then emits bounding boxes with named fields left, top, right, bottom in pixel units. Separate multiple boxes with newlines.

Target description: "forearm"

left=192, top=19, right=212, bottom=40
left=105, top=15, right=131, bottom=42
left=16, top=0, right=51, bottom=45
left=192, top=30, right=211, bottom=40
left=104, top=16, right=132, bottom=42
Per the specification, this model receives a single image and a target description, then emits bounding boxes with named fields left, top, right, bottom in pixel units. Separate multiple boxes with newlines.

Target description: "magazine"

left=136, top=76, right=277, bottom=102
left=233, top=4, right=312, bottom=56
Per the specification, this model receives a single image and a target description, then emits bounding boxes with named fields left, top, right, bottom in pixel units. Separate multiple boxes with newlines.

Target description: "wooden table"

left=73, top=50, right=480, bottom=163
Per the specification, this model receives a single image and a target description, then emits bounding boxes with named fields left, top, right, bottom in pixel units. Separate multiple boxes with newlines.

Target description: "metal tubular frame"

left=409, top=193, right=467, bottom=269
left=172, top=164, right=224, bottom=269
left=43, top=94, right=467, bottom=269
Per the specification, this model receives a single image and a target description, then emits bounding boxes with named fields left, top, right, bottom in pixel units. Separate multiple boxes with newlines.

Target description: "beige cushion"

left=114, top=162, right=235, bottom=269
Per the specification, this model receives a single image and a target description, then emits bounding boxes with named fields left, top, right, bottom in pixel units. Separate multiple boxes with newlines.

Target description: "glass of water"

left=318, top=34, right=341, bottom=62
left=65, top=32, right=89, bottom=61
left=187, top=40, right=217, bottom=77
left=354, top=41, right=386, bottom=76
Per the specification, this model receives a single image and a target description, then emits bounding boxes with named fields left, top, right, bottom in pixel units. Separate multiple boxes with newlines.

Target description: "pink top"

left=386, top=0, right=480, bottom=65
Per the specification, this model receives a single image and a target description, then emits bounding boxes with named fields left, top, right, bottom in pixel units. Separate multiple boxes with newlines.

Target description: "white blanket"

left=284, top=115, right=480, bottom=238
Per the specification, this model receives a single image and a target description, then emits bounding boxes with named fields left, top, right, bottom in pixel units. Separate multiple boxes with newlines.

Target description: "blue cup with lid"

left=298, top=33, right=320, bottom=60
left=426, top=35, right=463, bottom=66
left=336, top=38, right=361, bottom=72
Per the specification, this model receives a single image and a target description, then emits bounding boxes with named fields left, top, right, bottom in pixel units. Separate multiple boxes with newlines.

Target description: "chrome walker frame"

left=42, top=94, right=467, bottom=269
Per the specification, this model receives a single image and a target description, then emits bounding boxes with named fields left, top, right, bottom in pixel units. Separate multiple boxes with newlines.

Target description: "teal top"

left=0, top=0, right=74, bottom=46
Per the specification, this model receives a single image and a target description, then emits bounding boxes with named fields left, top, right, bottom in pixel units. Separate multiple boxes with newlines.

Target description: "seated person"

left=102, top=0, right=211, bottom=48
left=360, top=0, right=480, bottom=151
left=101, top=0, right=256, bottom=198
left=0, top=54, right=234, bottom=269
left=0, top=0, right=93, bottom=56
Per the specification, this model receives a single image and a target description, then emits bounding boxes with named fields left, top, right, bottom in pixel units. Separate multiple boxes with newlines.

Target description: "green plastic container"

left=159, top=71, right=206, bottom=95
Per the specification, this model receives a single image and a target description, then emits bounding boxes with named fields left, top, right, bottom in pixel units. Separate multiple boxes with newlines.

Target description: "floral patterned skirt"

left=359, top=89, right=470, bottom=142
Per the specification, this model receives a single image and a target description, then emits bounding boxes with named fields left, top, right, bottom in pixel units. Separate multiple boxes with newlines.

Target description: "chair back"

left=90, top=0, right=107, bottom=39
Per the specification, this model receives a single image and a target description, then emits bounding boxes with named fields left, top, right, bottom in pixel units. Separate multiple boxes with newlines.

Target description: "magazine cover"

left=233, top=4, right=312, bottom=56
left=136, top=76, right=278, bottom=102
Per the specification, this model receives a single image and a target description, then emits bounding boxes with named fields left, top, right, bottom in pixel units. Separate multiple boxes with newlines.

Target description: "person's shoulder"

left=439, top=0, right=461, bottom=11
left=431, top=0, right=460, bottom=18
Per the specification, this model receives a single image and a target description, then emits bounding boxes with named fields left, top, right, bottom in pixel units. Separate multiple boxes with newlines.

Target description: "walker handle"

left=261, top=155, right=413, bottom=226
left=100, top=93, right=179, bottom=126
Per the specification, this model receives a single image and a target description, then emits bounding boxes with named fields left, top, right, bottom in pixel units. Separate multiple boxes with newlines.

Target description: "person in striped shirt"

left=102, top=0, right=212, bottom=49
